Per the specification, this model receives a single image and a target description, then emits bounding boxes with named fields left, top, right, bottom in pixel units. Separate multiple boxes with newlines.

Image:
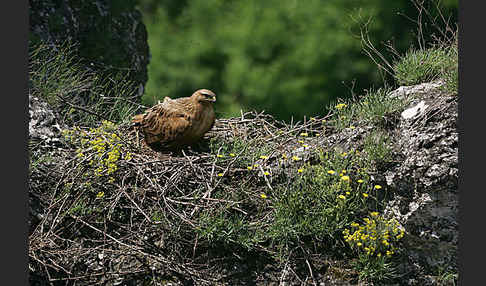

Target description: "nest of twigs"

left=29, top=110, right=339, bottom=285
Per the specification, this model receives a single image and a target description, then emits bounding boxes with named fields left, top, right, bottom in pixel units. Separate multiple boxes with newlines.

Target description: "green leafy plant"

left=362, top=130, right=394, bottom=169
left=268, top=148, right=385, bottom=253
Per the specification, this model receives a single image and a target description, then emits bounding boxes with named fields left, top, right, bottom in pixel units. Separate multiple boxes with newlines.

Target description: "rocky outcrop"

left=29, top=0, right=150, bottom=96
left=384, top=80, right=458, bottom=283
left=29, top=95, right=64, bottom=145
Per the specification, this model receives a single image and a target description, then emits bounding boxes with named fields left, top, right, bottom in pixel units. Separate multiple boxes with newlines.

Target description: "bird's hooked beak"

left=199, top=90, right=217, bottom=103
left=205, top=95, right=216, bottom=102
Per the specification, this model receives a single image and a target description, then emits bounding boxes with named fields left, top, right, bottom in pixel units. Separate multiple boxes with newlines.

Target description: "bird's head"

left=193, top=89, right=216, bottom=103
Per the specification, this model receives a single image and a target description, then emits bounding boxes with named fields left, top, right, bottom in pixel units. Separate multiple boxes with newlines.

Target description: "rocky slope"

left=28, top=79, right=458, bottom=285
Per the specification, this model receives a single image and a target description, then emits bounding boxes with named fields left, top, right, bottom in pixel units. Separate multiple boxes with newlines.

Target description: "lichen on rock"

left=383, top=80, right=458, bottom=278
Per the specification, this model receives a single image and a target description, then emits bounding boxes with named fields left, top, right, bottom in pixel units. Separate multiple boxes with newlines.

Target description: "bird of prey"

left=132, top=89, right=216, bottom=151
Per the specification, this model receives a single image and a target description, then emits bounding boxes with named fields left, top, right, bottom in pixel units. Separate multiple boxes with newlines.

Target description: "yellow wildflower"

left=336, top=103, right=347, bottom=110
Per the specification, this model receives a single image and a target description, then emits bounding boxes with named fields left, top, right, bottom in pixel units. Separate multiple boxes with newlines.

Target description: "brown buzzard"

left=132, top=89, right=216, bottom=151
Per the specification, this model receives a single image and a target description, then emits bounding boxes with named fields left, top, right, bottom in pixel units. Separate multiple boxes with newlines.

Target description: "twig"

left=305, top=258, right=317, bottom=286
left=122, top=189, right=153, bottom=223
left=71, top=215, right=143, bottom=251
left=56, top=93, right=112, bottom=121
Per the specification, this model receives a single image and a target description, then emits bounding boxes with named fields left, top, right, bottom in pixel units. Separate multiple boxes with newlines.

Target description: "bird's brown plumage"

left=132, top=89, right=216, bottom=151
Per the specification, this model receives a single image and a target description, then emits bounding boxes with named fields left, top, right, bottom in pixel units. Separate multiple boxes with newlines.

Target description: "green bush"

left=139, top=0, right=427, bottom=121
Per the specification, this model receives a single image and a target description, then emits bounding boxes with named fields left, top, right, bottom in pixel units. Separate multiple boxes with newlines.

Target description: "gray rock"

left=28, top=95, right=64, bottom=144
left=388, top=80, right=444, bottom=99
left=401, top=100, right=428, bottom=120
left=384, top=80, right=458, bottom=275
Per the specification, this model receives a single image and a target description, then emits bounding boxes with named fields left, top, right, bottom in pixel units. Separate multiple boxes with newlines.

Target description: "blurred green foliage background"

left=136, top=0, right=457, bottom=121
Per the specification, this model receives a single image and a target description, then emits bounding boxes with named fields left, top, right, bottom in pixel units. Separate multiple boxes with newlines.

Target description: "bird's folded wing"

left=141, top=104, right=192, bottom=145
